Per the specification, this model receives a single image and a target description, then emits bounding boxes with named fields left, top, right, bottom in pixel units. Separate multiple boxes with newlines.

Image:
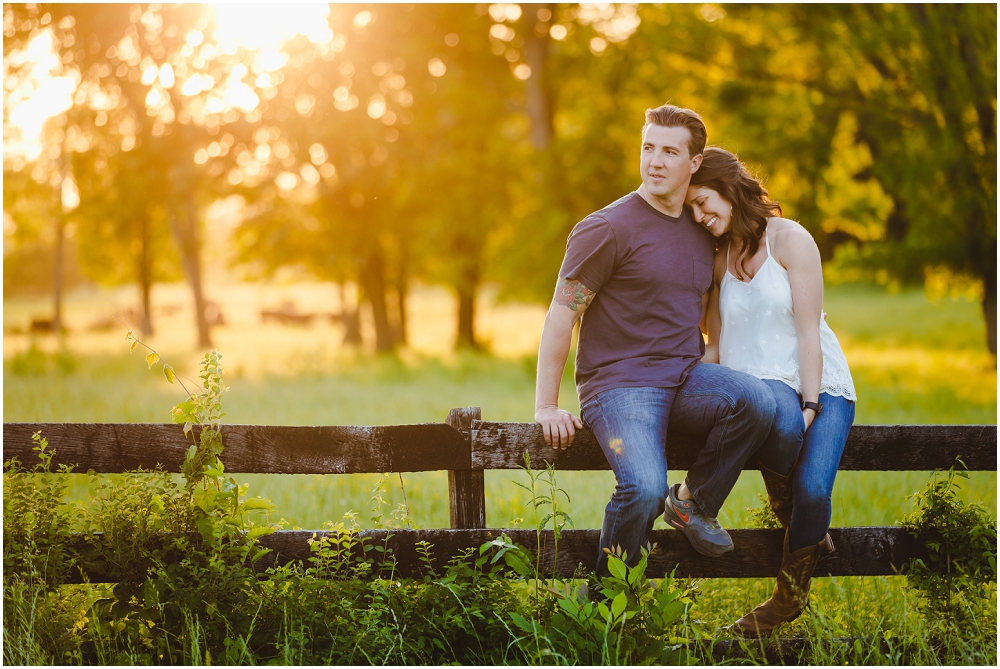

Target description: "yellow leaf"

left=163, top=366, right=175, bottom=383
left=146, top=352, right=160, bottom=369
left=130, top=340, right=138, bottom=353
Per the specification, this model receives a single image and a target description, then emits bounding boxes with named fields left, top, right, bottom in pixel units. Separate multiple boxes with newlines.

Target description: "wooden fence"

left=3, top=410, right=996, bottom=583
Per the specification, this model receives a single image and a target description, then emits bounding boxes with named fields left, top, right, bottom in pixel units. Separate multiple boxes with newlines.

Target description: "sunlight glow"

left=211, top=3, right=333, bottom=52
left=4, top=28, right=77, bottom=162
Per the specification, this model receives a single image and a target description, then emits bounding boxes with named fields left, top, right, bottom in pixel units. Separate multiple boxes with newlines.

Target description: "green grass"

left=4, top=282, right=996, bottom=664
left=4, top=283, right=995, bottom=532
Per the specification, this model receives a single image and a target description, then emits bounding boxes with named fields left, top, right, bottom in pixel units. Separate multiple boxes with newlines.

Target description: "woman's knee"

left=795, top=482, right=832, bottom=513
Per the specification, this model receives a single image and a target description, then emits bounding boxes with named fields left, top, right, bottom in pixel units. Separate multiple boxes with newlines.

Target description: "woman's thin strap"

left=764, top=227, right=772, bottom=257
left=726, top=240, right=731, bottom=266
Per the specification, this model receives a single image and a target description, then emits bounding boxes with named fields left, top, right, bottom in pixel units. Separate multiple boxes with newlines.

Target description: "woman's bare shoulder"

left=766, top=217, right=818, bottom=264
left=766, top=216, right=807, bottom=234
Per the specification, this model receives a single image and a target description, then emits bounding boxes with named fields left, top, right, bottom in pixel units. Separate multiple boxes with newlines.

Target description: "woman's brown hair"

left=689, top=147, right=782, bottom=280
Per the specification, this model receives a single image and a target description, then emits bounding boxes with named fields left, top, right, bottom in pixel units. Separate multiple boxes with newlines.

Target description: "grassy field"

left=4, top=280, right=996, bottom=663
left=4, top=281, right=995, bottom=532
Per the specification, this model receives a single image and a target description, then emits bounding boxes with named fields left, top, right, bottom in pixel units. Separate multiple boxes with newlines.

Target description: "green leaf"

left=146, top=352, right=160, bottom=369
left=608, top=555, right=628, bottom=581
left=504, top=550, right=532, bottom=576
left=243, top=497, right=276, bottom=511
left=612, top=591, right=627, bottom=618
left=247, top=526, right=275, bottom=540
left=509, top=612, right=534, bottom=634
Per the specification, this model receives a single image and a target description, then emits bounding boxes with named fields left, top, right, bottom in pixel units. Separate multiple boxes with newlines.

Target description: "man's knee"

left=733, top=376, right=776, bottom=426
left=628, top=476, right=669, bottom=512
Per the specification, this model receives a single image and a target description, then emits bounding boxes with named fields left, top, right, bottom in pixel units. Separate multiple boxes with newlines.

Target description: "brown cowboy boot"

left=758, top=461, right=794, bottom=528
left=732, top=530, right=834, bottom=637
left=759, top=460, right=835, bottom=552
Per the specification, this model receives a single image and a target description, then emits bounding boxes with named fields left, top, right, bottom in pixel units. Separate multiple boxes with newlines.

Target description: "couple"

left=534, top=104, right=857, bottom=636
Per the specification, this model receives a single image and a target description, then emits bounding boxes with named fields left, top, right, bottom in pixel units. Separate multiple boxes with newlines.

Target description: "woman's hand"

left=802, top=408, right=817, bottom=432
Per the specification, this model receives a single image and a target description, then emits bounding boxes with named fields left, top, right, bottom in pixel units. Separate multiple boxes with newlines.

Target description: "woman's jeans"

left=756, top=379, right=856, bottom=553
left=581, top=363, right=775, bottom=575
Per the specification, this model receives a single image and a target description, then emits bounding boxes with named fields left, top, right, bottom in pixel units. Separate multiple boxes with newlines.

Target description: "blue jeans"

left=756, top=379, right=856, bottom=553
left=581, top=363, right=775, bottom=575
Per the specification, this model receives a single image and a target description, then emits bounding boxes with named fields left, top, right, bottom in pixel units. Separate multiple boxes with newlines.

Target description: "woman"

left=686, top=147, right=857, bottom=637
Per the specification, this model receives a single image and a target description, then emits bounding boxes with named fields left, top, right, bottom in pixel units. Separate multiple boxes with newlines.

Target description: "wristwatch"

left=801, top=400, right=823, bottom=415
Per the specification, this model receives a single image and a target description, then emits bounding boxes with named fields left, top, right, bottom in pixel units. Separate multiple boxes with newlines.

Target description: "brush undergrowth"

left=3, top=332, right=996, bottom=665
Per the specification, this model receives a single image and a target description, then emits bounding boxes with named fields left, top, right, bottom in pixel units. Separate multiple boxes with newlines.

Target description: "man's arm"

left=535, top=278, right=595, bottom=449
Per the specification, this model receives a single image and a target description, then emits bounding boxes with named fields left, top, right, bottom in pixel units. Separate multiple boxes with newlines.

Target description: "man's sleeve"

left=557, top=215, right=617, bottom=293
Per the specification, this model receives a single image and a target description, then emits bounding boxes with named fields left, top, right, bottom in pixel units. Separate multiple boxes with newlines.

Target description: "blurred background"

left=3, top=4, right=996, bottom=530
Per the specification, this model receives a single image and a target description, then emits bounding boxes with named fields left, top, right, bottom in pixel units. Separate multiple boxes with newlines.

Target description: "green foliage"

left=505, top=546, right=693, bottom=665
left=8, top=341, right=79, bottom=376
left=899, top=460, right=997, bottom=632
left=3, top=433, right=80, bottom=665
left=3, top=432, right=77, bottom=589
left=746, top=493, right=783, bottom=530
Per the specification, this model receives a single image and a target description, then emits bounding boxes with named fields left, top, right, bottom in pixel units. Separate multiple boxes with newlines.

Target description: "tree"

left=16, top=3, right=250, bottom=346
left=713, top=4, right=997, bottom=354
left=3, top=5, right=83, bottom=330
left=231, top=4, right=522, bottom=352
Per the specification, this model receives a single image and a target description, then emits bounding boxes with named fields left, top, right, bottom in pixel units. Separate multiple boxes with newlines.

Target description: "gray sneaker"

left=663, top=483, right=734, bottom=557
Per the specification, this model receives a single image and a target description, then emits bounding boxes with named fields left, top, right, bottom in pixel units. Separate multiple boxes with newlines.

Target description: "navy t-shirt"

left=559, top=192, right=715, bottom=404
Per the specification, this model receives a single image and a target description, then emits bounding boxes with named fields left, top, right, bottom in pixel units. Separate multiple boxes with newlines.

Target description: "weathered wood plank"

left=5, top=422, right=994, bottom=474
left=471, top=422, right=997, bottom=471
left=446, top=408, right=486, bottom=529
left=3, top=422, right=468, bottom=474
left=61, top=527, right=959, bottom=583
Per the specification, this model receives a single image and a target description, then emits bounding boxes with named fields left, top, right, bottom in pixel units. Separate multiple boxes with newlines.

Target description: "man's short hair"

left=643, top=104, right=707, bottom=158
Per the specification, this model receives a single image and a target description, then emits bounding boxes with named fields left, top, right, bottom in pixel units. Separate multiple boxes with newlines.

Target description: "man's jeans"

left=756, top=379, right=856, bottom=553
left=581, top=363, right=776, bottom=575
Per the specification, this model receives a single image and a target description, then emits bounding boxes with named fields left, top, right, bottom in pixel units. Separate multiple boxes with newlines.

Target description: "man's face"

left=640, top=124, right=702, bottom=201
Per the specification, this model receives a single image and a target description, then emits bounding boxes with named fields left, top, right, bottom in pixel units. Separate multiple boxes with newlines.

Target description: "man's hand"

left=535, top=405, right=584, bottom=450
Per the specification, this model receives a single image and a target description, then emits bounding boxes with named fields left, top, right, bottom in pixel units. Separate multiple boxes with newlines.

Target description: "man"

left=534, top=104, right=776, bottom=575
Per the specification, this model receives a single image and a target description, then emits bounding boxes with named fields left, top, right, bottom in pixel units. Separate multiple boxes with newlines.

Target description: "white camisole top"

left=718, top=229, right=857, bottom=401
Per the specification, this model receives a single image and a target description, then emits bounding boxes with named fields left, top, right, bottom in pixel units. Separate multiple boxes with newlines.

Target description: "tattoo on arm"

left=554, top=279, right=595, bottom=312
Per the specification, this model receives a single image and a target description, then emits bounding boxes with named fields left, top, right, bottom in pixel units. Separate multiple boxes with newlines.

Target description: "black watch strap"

left=802, top=401, right=823, bottom=415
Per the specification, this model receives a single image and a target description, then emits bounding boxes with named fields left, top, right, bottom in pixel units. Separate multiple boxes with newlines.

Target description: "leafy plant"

left=899, top=459, right=997, bottom=631
left=515, top=452, right=574, bottom=588
left=3, top=432, right=81, bottom=665
left=69, top=330, right=280, bottom=662
left=747, top=492, right=783, bottom=530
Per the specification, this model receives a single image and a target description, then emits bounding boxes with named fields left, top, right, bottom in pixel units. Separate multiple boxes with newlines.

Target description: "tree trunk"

left=358, top=250, right=396, bottom=354
left=983, top=268, right=997, bottom=357
left=338, top=281, right=363, bottom=346
left=524, top=4, right=554, bottom=150
left=51, top=209, right=65, bottom=332
left=456, top=285, right=478, bottom=350
left=393, top=253, right=409, bottom=346
left=169, top=196, right=212, bottom=349
left=137, top=213, right=154, bottom=337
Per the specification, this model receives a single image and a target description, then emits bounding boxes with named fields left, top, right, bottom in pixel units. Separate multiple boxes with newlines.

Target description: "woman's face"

left=685, top=185, right=732, bottom=237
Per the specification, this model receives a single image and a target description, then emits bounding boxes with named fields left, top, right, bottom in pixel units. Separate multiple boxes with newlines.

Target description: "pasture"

left=4, top=280, right=996, bottom=664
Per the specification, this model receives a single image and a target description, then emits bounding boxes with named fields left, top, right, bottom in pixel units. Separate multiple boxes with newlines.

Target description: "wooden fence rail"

left=4, top=412, right=995, bottom=583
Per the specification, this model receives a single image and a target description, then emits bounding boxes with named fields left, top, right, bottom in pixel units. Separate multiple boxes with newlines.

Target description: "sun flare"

left=210, top=3, right=332, bottom=52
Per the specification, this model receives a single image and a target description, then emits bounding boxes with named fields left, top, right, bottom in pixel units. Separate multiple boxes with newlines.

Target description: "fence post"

left=446, top=407, right=486, bottom=529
